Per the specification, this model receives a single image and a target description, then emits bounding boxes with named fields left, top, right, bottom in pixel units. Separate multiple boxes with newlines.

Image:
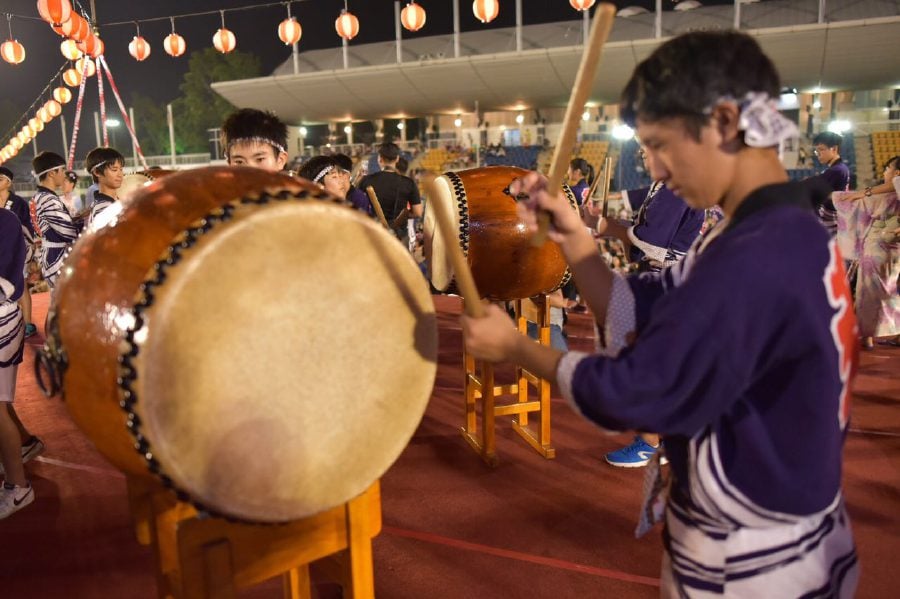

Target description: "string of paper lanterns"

left=0, top=62, right=69, bottom=166
left=213, top=10, right=236, bottom=54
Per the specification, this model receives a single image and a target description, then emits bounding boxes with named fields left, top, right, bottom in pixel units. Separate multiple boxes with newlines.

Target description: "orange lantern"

left=213, top=28, right=235, bottom=53
left=60, top=12, right=90, bottom=42
left=472, top=0, right=499, bottom=23
left=53, top=86, right=72, bottom=104
left=278, top=18, right=302, bottom=45
left=164, top=32, right=186, bottom=57
left=60, top=38, right=82, bottom=60
left=38, top=106, right=52, bottom=123
left=401, top=2, right=427, bottom=32
left=129, top=36, right=151, bottom=61
left=569, top=0, right=596, bottom=9
left=75, top=56, right=95, bottom=78
left=29, top=117, right=45, bottom=133
left=37, top=0, right=73, bottom=28
left=45, top=99, right=62, bottom=118
left=335, top=10, right=359, bottom=40
left=17, top=131, right=29, bottom=145
left=63, top=67, right=82, bottom=87
left=11, top=137, right=22, bottom=151
left=1, top=40, right=26, bottom=65
left=77, top=34, right=103, bottom=58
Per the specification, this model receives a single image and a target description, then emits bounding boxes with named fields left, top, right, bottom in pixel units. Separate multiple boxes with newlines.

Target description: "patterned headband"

left=710, top=92, right=798, bottom=148
left=313, top=165, right=334, bottom=183
left=226, top=136, right=287, bottom=156
left=33, top=165, right=65, bottom=180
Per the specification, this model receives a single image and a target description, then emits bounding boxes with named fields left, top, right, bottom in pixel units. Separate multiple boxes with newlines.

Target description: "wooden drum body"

left=424, top=166, right=576, bottom=301
left=46, top=166, right=437, bottom=523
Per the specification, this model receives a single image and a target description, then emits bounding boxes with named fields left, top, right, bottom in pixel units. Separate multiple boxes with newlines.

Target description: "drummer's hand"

left=461, top=304, right=521, bottom=363
left=510, top=172, right=583, bottom=243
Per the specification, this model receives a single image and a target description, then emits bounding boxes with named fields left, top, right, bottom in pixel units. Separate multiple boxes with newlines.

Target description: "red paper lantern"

left=75, top=56, right=95, bottom=78
left=53, top=86, right=72, bottom=104
left=401, top=2, right=427, bottom=32
left=38, top=106, right=52, bottom=123
left=1, top=40, right=26, bottom=65
left=29, top=118, right=44, bottom=133
left=569, top=0, right=596, bottom=10
left=278, top=18, right=302, bottom=45
left=472, top=0, right=499, bottom=23
left=60, top=38, right=81, bottom=60
left=129, top=36, right=151, bottom=61
left=37, top=0, right=73, bottom=28
left=77, top=34, right=103, bottom=58
left=164, top=33, right=186, bottom=57
left=335, top=10, right=359, bottom=40
left=62, top=67, right=82, bottom=87
left=61, top=12, right=90, bottom=42
left=45, top=99, right=62, bottom=118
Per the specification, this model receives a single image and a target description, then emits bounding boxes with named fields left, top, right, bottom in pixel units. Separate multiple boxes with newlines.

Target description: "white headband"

left=33, top=165, right=64, bottom=180
left=90, top=160, right=108, bottom=173
left=313, top=165, right=334, bottom=183
left=226, top=136, right=287, bottom=157
left=712, top=92, right=798, bottom=148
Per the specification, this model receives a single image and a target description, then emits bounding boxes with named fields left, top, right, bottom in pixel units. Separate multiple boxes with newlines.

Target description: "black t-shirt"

left=358, top=170, right=421, bottom=225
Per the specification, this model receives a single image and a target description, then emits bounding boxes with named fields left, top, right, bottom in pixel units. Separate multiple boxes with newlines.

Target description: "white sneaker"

left=0, top=482, right=34, bottom=519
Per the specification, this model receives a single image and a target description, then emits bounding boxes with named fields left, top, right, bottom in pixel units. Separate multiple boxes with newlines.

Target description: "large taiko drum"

left=424, top=166, right=577, bottom=301
left=42, top=166, right=437, bottom=523
left=119, top=169, right=177, bottom=202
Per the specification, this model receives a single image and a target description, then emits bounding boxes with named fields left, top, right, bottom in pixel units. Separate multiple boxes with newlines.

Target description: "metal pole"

left=734, top=0, right=741, bottom=29
left=818, top=0, right=825, bottom=24
left=93, top=111, right=101, bottom=147
left=32, top=138, right=38, bottom=157
left=167, top=103, right=176, bottom=167
left=342, top=38, right=349, bottom=69
left=583, top=9, right=590, bottom=45
left=395, top=1, right=402, bottom=64
left=129, top=106, right=137, bottom=168
left=655, top=0, right=662, bottom=39
left=292, top=42, right=299, bottom=75
left=60, top=113, right=68, bottom=155
left=515, top=0, right=522, bottom=52
left=453, top=0, right=460, bottom=58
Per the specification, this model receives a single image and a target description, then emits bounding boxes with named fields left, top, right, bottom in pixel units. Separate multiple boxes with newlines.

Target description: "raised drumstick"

left=532, top=3, right=617, bottom=246
left=365, top=186, right=391, bottom=229
left=426, top=180, right=485, bottom=318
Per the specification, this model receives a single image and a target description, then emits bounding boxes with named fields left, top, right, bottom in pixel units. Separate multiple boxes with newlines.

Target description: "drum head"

left=119, top=173, right=153, bottom=201
left=126, top=199, right=437, bottom=522
left=423, top=173, right=460, bottom=292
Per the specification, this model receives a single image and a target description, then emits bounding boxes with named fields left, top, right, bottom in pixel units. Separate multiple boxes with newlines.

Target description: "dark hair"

left=0, top=166, right=13, bottom=181
left=220, top=108, right=288, bottom=158
left=298, top=155, right=340, bottom=184
left=396, top=156, right=409, bottom=175
left=378, top=142, right=401, bottom=162
left=85, top=147, right=125, bottom=183
left=32, top=151, right=66, bottom=180
left=621, top=31, right=780, bottom=140
left=885, top=155, right=900, bottom=171
left=333, top=153, right=353, bottom=172
left=569, top=158, right=594, bottom=184
left=64, top=170, right=78, bottom=183
left=812, top=132, right=842, bottom=150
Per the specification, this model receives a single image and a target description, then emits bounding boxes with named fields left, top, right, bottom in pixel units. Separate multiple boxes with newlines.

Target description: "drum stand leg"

left=460, top=298, right=556, bottom=466
left=134, top=479, right=381, bottom=599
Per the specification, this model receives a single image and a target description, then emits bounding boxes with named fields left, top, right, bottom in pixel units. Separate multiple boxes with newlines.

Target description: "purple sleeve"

left=0, top=213, right=25, bottom=302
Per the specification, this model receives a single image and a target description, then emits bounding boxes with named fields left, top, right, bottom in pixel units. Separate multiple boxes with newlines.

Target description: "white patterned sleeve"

left=594, top=272, right=637, bottom=357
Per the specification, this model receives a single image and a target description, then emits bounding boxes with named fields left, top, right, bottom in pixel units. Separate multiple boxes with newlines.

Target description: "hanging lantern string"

left=98, top=55, right=149, bottom=169
left=286, top=2, right=292, bottom=19
left=6, top=13, right=14, bottom=38
left=134, top=21, right=140, bottom=37
left=99, top=0, right=303, bottom=28
left=219, top=10, right=226, bottom=29
left=66, top=57, right=92, bottom=169
left=1, top=62, right=68, bottom=147
left=169, top=16, right=176, bottom=33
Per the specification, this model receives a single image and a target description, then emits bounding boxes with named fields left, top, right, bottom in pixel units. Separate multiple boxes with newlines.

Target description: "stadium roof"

left=212, top=1, right=900, bottom=124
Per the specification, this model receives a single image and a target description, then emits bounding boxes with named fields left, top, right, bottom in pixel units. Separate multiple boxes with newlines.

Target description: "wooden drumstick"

left=585, top=157, right=606, bottom=205
left=425, top=180, right=485, bottom=318
left=531, top=3, right=617, bottom=247
left=365, top=186, right=391, bottom=229
left=599, top=155, right=612, bottom=219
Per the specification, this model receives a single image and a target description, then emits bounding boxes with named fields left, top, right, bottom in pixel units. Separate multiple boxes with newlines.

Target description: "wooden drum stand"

left=126, top=476, right=381, bottom=599
left=461, top=295, right=556, bottom=467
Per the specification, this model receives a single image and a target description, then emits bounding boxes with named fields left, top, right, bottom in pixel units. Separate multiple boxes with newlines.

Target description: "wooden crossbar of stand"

left=126, top=476, right=381, bottom=599
left=461, top=296, right=556, bottom=467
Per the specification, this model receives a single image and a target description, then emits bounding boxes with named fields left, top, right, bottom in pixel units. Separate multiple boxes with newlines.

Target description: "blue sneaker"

left=605, top=436, right=666, bottom=468
left=24, top=323, right=37, bottom=338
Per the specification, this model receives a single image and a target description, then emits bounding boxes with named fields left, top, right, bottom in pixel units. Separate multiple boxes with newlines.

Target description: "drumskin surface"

left=424, top=166, right=575, bottom=301
left=52, top=166, right=437, bottom=522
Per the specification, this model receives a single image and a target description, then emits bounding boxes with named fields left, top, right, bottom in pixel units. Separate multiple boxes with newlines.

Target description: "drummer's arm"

left=560, top=233, right=616, bottom=324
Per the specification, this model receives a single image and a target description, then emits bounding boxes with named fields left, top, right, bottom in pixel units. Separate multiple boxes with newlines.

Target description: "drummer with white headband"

left=31, top=151, right=77, bottom=291
left=221, top=108, right=289, bottom=173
